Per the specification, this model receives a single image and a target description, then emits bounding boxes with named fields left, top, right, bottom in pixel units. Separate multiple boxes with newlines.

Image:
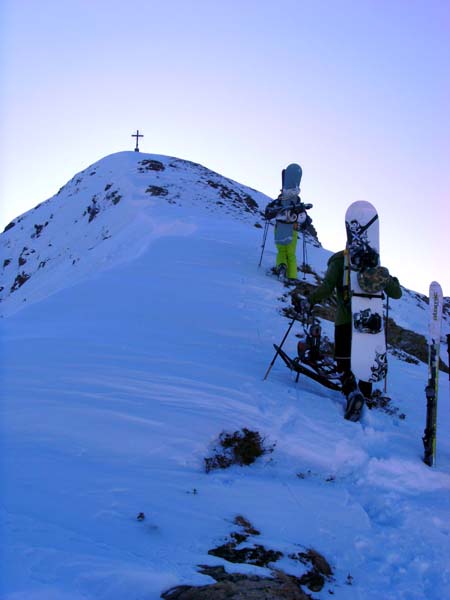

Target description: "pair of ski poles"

left=258, top=219, right=270, bottom=268
left=263, top=308, right=315, bottom=381
left=258, top=218, right=309, bottom=278
left=263, top=315, right=298, bottom=381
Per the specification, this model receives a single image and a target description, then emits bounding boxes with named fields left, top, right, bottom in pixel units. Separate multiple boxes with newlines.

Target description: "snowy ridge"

left=0, top=151, right=267, bottom=317
left=1, top=152, right=450, bottom=600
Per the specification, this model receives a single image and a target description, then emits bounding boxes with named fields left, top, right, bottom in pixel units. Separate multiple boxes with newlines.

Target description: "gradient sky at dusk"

left=1, top=0, right=449, bottom=295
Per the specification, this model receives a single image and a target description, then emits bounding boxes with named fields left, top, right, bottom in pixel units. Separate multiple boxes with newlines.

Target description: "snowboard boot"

left=358, top=380, right=372, bottom=399
left=344, top=390, right=365, bottom=422
left=339, top=371, right=357, bottom=397
left=276, top=263, right=287, bottom=281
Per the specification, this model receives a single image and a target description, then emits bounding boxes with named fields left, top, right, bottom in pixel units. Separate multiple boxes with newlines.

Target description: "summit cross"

left=132, top=130, right=144, bottom=152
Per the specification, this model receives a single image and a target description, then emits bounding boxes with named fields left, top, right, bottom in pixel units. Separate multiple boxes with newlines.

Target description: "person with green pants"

left=265, top=203, right=311, bottom=281
left=274, top=218, right=302, bottom=280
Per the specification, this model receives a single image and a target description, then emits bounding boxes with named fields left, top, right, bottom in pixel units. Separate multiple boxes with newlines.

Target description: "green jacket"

left=309, top=251, right=402, bottom=326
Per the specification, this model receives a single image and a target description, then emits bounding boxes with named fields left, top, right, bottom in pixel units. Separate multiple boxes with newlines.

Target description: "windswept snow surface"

left=1, top=152, right=450, bottom=600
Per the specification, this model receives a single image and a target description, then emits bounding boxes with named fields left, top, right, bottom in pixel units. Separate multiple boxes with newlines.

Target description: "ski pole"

left=263, top=316, right=297, bottom=380
left=447, top=334, right=450, bottom=413
left=302, top=233, right=308, bottom=280
left=258, top=220, right=270, bottom=268
left=447, top=334, right=450, bottom=381
left=384, top=296, right=390, bottom=394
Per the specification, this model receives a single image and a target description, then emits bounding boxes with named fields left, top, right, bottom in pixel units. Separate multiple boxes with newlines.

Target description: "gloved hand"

left=292, top=294, right=311, bottom=315
left=300, top=298, right=312, bottom=314
left=264, top=199, right=282, bottom=220
left=297, top=212, right=307, bottom=225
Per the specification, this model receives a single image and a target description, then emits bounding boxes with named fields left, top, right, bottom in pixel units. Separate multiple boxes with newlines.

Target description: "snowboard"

left=423, top=280, right=443, bottom=467
left=273, top=344, right=342, bottom=392
left=272, top=163, right=304, bottom=248
left=345, top=200, right=387, bottom=384
left=274, top=344, right=405, bottom=419
left=265, top=163, right=303, bottom=221
left=281, top=163, right=302, bottom=200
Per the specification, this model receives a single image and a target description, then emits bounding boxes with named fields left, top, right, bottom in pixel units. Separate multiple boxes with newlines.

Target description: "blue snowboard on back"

left=282, top=163, right=302, bottom=198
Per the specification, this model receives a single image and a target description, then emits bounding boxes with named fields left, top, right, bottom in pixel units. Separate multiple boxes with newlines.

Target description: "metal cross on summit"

left=132, top=129, right=144, bottom=152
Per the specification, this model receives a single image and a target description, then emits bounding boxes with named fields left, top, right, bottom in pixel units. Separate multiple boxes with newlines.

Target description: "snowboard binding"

left=346, top=211, right=380, bottom=271
left=294, top=313, right=340, bottom=381
left=353, top=309, right=383, bottom=334
left=348, top=244, right=379, bottom=271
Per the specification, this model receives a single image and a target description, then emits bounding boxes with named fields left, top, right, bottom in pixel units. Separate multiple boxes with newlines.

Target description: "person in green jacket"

left=293, top=250, right=402, bottom=419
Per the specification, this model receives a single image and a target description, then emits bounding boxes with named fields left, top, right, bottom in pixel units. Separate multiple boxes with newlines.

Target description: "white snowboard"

left=345, top=200, right=387, bottom=383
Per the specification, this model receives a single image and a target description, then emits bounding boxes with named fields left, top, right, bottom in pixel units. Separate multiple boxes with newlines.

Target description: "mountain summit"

left=0, top=151, right=274, bottom=316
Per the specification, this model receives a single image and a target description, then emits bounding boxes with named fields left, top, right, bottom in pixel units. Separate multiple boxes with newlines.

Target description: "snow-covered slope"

left=1, top=153, right=450, bottom=600
left=0, top=152, right=267, bottom=317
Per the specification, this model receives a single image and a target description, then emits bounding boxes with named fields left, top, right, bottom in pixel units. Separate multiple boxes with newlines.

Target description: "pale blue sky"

left=1, top=0, right=449, bottom=295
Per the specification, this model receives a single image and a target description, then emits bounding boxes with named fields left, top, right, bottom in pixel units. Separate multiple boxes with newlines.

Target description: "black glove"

left=292, top=294, right=311, bottom=315
left=264, top=200, right=281, bottom=220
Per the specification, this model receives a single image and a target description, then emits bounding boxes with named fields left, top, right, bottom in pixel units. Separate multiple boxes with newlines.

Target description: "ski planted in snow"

left=423, top=281, right=443, bottom=467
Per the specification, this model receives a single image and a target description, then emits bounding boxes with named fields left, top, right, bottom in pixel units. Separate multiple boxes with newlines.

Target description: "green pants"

left=276, top=230, right=298, bottom=279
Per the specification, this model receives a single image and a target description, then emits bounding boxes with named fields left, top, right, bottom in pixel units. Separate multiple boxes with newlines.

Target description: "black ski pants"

left=335, top=323, right=372, bottom=398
